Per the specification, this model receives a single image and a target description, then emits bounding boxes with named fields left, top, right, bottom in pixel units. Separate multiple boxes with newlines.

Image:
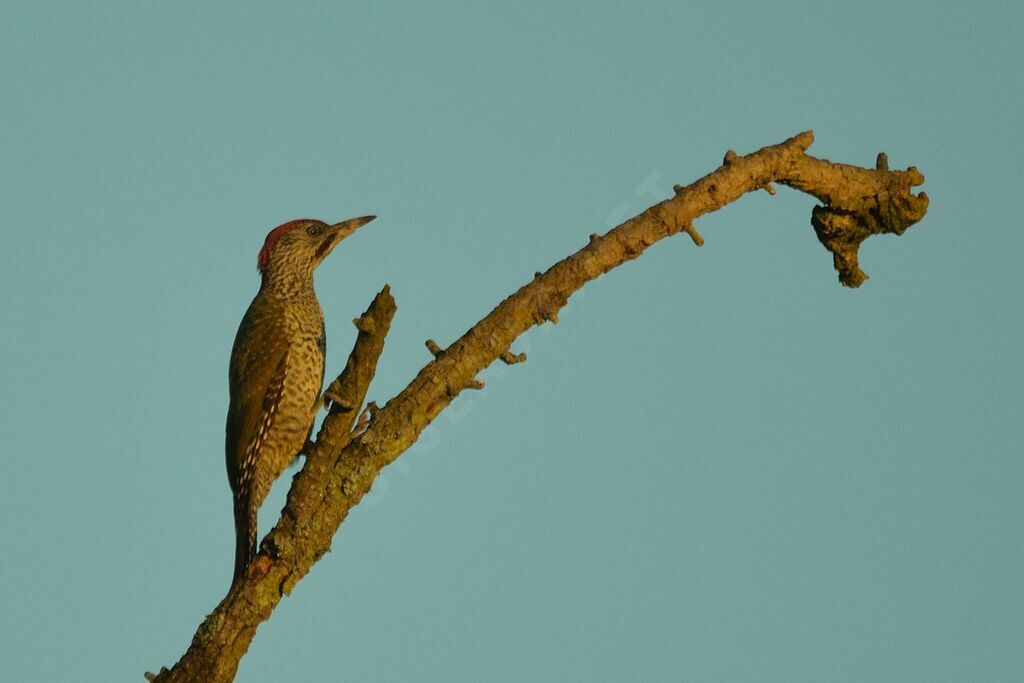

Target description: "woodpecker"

left=226, top=215, right=375, bottom=583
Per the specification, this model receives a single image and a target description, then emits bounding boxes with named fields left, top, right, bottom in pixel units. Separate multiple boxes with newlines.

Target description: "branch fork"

left=150, top=131, right=928, bottom=681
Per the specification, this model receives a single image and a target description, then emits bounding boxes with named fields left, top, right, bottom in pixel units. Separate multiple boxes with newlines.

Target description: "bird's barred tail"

left=232, top=492, right=257, bottom=584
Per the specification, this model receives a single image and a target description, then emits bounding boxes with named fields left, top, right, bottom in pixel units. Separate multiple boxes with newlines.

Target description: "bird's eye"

left=306, top=225, right=323, bottom=236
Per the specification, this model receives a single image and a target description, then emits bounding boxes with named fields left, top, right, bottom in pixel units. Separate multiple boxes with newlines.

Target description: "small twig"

left=425, top=339, right=444, bottom=358
left=500, top=350, right=527, bottom=365
left=682, top=221, right=704, bottom=247
left=352, top=315, right=377, bottom=334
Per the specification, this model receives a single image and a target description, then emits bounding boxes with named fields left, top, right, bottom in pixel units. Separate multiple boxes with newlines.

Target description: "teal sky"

left=2, top=2, right=1021, bottom=681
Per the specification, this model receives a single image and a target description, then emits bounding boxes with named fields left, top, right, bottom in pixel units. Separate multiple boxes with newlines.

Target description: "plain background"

left=1, top=2, right=1021, bottom=681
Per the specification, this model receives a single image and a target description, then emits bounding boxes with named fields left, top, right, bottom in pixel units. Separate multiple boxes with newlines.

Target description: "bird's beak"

left=316, top=215, right=376, bottom=262
left=329, top=215, right=376, bottom=241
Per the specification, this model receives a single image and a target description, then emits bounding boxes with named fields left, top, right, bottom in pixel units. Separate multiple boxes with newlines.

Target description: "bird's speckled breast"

left=256, top=301, right=323, bottom=485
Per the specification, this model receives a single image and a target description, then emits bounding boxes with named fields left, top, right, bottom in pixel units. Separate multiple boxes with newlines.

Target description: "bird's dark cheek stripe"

left=314, top=237, right=333, bottom=261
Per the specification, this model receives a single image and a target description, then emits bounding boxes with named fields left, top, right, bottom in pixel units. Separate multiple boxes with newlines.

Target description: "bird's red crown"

left=258, top=219, right=314, bottom=270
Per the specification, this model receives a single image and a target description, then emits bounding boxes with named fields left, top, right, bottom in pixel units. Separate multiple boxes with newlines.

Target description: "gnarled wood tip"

left=792, top=130, right=814, bottom=150
left=811, top=162, right=929, bottom=287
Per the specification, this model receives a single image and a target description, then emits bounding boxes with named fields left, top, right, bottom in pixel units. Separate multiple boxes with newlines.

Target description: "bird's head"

left=257, top=216, right=375, bottom=282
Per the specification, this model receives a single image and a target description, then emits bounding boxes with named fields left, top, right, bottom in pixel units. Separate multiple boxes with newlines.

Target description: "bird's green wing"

left=224, top=303, right=290, bottom=493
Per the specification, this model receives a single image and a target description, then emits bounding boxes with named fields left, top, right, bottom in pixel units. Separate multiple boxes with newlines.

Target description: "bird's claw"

left=322, top=387, right=353, bottom=412
left=353, top=402, right=376, bottom=436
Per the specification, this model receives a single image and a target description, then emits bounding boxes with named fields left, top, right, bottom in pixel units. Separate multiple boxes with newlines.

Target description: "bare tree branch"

left=149, top=131, right=928, bottom=681
left=148, top=288, right=396, bottom=682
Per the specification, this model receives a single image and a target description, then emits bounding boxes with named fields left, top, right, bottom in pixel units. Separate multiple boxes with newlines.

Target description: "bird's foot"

left=353, top=402, right=377, bottom=436
left=322, top=387, right=354, bottom=412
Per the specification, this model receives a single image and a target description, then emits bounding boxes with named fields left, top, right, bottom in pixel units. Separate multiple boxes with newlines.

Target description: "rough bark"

left=148, top=131, right=928, bottom=681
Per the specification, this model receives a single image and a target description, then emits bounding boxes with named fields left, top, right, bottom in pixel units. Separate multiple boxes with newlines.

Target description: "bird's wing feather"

left=225, top=302, right=291, bottom=493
